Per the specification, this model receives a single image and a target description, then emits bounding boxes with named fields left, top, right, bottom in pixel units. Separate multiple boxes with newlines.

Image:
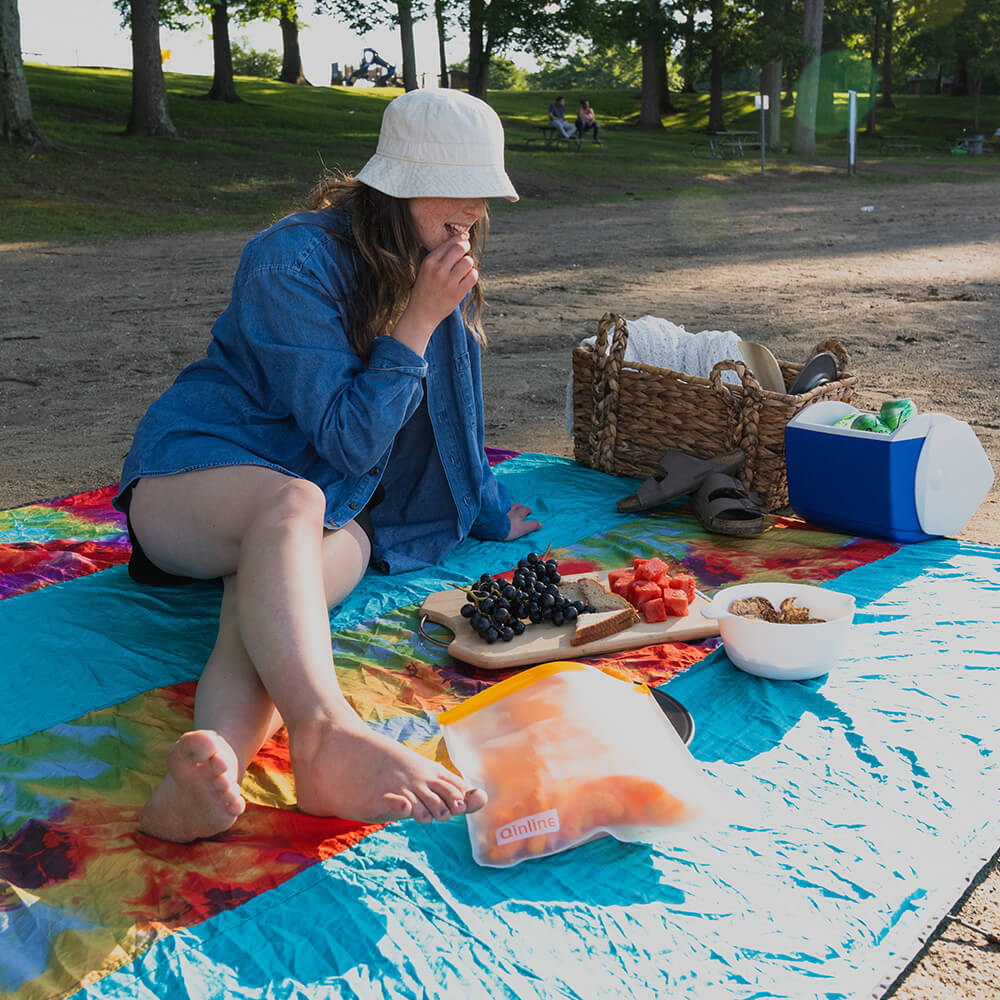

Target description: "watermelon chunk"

left=661, top=587, right=690, bottom=617
left=669, top=574, right=697, bottom=603
left=642, top=597, right=667, bottom=623
left=629, top=580, right=662, bottom=608
left=609, top=569, right=636, bottom=597
left=634, top=557, right=670, bottom=582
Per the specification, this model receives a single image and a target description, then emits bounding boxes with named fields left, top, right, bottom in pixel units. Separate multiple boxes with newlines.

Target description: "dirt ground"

left=1, top=176, right=999, bottom=995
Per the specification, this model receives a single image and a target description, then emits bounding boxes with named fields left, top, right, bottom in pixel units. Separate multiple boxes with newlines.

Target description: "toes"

left=417, top=783, right=462, bottom=822
left=426, top=775, right=471, bottom=814
left=205, top=753, right=230, bottom=777
left=384, top=793, right=413, bottom=819
left=224, top=795, right=246, bottom=817
left=176, top=730, right=218, bottom=765
left=211, top=773, right=233, bottom=793
left=414, top=787, right=451, bottom=822
left=464, top=788, right=488, bottom=813
left=409, top=797, right=434, bottom=824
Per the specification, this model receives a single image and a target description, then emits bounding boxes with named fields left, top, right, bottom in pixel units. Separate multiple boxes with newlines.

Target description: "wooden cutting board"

left=419, top=571, right=719, bottom=671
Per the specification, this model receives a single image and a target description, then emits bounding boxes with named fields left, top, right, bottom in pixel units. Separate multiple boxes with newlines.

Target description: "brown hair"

left=305, top=171, right=488, bottom=360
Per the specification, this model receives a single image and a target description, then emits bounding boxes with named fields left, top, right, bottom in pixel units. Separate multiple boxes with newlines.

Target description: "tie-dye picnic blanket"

left=2, top=451, right=998, bottom=1000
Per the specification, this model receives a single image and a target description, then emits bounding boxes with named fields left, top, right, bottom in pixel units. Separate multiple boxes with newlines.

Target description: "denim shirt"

left=115, top=207, right=511, bottom=573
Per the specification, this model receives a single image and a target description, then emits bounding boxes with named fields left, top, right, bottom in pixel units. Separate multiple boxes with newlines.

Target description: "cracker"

left=729, top=596, right=781, bottom=622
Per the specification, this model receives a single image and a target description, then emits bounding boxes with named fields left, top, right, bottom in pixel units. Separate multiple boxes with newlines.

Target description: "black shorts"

left=120, top=482, right=384, bottom=588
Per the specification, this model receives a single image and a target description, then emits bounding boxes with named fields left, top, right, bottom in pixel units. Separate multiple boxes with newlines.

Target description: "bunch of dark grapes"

left=459, top=551, right=596, bottom=644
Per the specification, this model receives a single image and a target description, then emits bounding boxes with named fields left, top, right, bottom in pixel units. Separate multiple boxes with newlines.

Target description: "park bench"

left=690, top=132, right=761, bottom=160
left=880, top=135, right=923, bottom=154
left=535, top=124, right=582, bottom=151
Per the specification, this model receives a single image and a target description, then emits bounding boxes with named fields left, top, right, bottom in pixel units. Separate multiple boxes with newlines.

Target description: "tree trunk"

left=637, top=0, right=663, bottom=128
left=467, top=0, right=488, bottom=97
left=878, top=0, right=894, bottom=107
left=681, top=2, right=696, bottom=93
left=789, top=0, right=823, bottom=154
left=864, top=7, right=880, bottom=134
left=125, top=0, right=178, bottom=136
left=708, top=46, right=724, bottom=131
left=278, top=5, right=311, bottom=85
left=434, top=0, right=449, bottom=88
left=971, top=75, right=982, bottom=130
left=760, top=59, right=782, bottom=151
left=707, top=0, right=724, bottom=132
left=649, top=0, right=675, bottom=114
left=0, top=0, right=52, bottom=148
left=207, top=1, right=240, bottom=102
left=657, top=45, right=676, bottom=114
left=397, top=0, right=418, bottom=91
left=638, top=39, right=662, bottom=127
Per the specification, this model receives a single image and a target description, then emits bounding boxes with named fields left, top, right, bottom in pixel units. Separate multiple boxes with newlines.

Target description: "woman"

left=576, top=100, right=600, bottom=143
left=116, top=89, right=540, bottom=843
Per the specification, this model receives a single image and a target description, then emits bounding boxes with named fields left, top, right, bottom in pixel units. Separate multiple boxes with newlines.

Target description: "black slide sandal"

left=692, top=472, right=766, bottom=536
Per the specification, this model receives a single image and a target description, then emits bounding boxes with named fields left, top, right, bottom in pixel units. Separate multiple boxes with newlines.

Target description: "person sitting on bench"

left=575, top=100, right=600, bottom=143
left=547, top=96, right=578, bottom=139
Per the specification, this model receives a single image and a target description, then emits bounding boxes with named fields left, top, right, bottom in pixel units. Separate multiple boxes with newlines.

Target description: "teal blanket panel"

left=73, top=539, right=1000, bottom=1000
left=0, top=454, right=636, bottom=744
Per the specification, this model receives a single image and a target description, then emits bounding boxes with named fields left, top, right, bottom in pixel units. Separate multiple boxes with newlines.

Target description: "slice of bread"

left=560, top=577, right=639, bottom=647
left=570, top=607, right=639, bottom=646
left=560, top=577, right=631, bottom=613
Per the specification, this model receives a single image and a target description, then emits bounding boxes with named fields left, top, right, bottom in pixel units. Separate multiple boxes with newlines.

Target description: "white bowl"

left=701, top=582, right=855, bottom=680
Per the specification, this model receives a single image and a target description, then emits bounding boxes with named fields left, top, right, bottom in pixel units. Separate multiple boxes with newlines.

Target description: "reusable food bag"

left=438, top=661, right=713, bottom=867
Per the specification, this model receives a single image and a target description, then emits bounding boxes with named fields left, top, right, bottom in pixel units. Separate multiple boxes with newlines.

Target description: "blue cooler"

left=785, top=401, right=995, bottom=542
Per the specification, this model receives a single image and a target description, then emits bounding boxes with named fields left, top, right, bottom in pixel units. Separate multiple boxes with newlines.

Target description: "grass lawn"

left=3, top=64, right=999, bottom=244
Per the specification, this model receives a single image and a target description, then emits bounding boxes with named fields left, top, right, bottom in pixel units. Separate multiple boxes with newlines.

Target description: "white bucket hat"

left=356, top=89, right=519, bottom=202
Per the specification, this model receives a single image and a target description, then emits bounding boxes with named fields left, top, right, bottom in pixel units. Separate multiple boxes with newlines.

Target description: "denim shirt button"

left=369, top=467, right=379, bottom=476
left=348, top=501, right=359, bottom=510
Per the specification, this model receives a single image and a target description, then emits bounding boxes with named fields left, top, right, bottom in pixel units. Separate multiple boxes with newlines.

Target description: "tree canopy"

left=5, top=0, right=998, bottom=152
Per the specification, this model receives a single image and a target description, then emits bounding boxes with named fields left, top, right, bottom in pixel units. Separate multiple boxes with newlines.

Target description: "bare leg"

left=139, top=577, right=278, bottom=842
left=131, top=467, right=486, bottom=842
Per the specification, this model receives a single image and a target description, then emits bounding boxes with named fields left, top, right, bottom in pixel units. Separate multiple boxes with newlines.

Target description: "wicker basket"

left=572, top=313, right=858, bottom=511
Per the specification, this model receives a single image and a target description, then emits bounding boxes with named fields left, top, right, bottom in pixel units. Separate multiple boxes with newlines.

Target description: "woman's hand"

left=505, top=503, right=541, bottom=541
left=392, top=234, right=478, bottom=354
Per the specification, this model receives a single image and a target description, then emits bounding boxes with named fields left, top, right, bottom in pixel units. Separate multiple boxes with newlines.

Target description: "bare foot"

left=290, top=715, right=487, bottom=824
left=139, top=730, right=246, bottom=842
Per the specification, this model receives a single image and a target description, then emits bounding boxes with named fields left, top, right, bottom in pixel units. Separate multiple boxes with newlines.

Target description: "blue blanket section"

left=72, top=539, right=1000, bottom=1000
left=0, top=455, right=638, bottom=744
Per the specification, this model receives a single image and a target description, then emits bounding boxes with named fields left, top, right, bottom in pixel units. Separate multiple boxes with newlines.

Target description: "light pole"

left=754, top=93, right=769, bottom=174
left=847, top=90, right=858, bottom=175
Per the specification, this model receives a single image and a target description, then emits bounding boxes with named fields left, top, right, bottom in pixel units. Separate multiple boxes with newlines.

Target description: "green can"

left=850, top=413, right=891, bottom=434
left=879, top=398, right=916, bottom=431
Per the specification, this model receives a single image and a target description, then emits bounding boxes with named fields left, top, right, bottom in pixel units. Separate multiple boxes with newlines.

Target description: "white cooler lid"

left=914, top=416, right=996, bottom=536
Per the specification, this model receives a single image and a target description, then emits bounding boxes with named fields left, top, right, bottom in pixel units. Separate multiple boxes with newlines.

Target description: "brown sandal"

left=692, top=472, right=766, bottom=536
left=617, top=449, right=745, bottom=514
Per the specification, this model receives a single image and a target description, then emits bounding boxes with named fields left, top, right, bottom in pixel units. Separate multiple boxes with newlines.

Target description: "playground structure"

left=340, top=48, right=399, bottom=87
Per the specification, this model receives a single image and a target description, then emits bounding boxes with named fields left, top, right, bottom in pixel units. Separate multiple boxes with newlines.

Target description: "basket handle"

left=709, top=359, right=765, bottom=489
left=814, top=339, right=850, bottom=374
left=589, top=313, right=629, bottom=473
left=708, top=358, right=763, bottom=401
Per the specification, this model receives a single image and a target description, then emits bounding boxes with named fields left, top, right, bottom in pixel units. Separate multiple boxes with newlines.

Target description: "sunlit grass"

left=3, top=64, right=998, bottom=243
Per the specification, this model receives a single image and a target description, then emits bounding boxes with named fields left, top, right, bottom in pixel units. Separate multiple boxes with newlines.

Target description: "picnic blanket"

left=2, top=450, right=998, bottom=1000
